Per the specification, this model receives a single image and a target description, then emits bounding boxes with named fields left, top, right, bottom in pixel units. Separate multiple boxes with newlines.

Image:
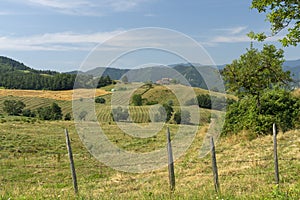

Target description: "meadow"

left=0, top=117, right=299, bottom=199
left=0, top=87, right=299, bottom=199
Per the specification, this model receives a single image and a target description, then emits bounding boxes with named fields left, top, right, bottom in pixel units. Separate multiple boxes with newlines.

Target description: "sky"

left=0, top=0, right=299, bottom=72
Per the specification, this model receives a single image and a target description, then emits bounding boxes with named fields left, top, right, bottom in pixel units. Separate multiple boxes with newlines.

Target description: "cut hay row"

left=0, top=88, right=109, bottom=101
left=0, top=96, right=72, bottom=115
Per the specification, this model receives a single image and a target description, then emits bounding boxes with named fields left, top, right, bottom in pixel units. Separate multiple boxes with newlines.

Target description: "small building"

left=156, top=78, right=172, bottom=85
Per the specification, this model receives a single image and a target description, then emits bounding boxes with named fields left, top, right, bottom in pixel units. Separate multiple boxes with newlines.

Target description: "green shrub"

left=64, top=113, right=72, bottom=121
left=3, top=100, right=25, bottom=116
left=174, top=110, right=191, bottom=124
left=37, top=103, right=63, bottom=120
left=22, top=109, right=35, bottom=117
left=95, top=96, right=106, bottom=104
left=132, top=94, right=142, bottom=106
left=111, top=107, right=129, bottom=121
left=223, top=88, right=300, bottom=135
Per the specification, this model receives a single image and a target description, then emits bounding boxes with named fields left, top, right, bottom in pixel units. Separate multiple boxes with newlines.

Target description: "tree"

left=132, top=94, right=142, bottom=106
left=222, top=44, right=291, bottom=110
left=174, top=110, right=191, bottom=124
left=162, top=103, right=174, bottom=122
left=64, top=113, right=72, bottom=121
left=111, top=107, right=129, bottom=121
left=197, top=94, right=212, bottom=109
left=95, top=96, right=106, bottom=104
left=249, top=0, right=300, bottom=46
left=22, top=109, right=35, bottom=117
left=50, top=103, right=63, bottom=120
left=36, top=103, right=62, bottom=120
left=37, top=107, right=52, bottom=120
left=3, top=100, right=25, bottom=116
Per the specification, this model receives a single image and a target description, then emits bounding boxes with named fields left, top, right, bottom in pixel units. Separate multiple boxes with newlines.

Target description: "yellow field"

left=0, top=88, right=110, bottom=101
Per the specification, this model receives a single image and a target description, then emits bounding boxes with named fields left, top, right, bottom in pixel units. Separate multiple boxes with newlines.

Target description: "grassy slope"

left=0, top=85, right=299, bottom=199
left=0, top=84, right=218, bottom=122
left=0, top=118, right=299, bottom=199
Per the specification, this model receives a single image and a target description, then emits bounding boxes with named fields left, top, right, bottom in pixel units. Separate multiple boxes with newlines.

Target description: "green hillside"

left=0, top=56, right=112, bottom=90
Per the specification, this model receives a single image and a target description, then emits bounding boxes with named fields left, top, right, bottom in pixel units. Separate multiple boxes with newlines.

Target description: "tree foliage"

left=223, top=88, right=300, bottom=135
left=3, top=100, right=26, bottom=116
left=249, top=0, right=300, bottom=46
left=64, top=113, right=72, bottom=121
left=22, top=109, right=35, bottom=117
left=0, top=56, right=113, bottom=90
left=162, top=103, right=174, bottom=122
left=197, top=94, right=212, bottom=109
left=97, top=76, right=113, bottom=88
left=222, top=45, right=299, bottom=135
left=174, top=110, right=191, bottom=124
left=37, top=103, right=62, bottom=120
left=95, top=97, right=106, bottom=104
left=222, top=44, right=291, bottom=109
left=132, top=94, right=142, bottom=106
left=111, top=107, right=129, bottom=122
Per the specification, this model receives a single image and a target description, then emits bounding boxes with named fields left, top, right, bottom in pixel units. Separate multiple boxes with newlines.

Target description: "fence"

left=1, top=124, right=299, bottom=196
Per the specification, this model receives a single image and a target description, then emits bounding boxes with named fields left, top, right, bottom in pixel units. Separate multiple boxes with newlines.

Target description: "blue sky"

left=0, top=0, right=299, bottom=72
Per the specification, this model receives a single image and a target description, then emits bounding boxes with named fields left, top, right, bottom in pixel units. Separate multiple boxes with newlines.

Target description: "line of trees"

left=184, top=94, right=235, bottom=111
left=0, top=70, right=113, bottom=90
left=2, top=100, right=71, bottom=121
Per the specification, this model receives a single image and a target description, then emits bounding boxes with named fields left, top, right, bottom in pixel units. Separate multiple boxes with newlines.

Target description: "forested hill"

left=0, top=56, right=112, bottom=90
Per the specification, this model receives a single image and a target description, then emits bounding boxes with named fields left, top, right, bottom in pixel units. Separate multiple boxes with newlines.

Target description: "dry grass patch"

left=0, top=88, right=110, bottom=101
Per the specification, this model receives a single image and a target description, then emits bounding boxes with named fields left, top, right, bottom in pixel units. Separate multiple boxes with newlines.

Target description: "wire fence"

left=1, top=129, right=300, bottom=194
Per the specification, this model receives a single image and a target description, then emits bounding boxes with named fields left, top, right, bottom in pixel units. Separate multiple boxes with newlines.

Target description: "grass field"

left=0, top=117, right=299, bottom=199
left=0, top=84, right=215, bottom=123
left=0, top=86, right=299, bottom=199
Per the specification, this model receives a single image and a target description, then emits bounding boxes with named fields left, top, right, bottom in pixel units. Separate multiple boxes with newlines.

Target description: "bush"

left=223, top=88, right=300, bottom=135
left=197, top=94, right=212, bottom=109
left=111, top=107, right=129, bottom=121
left=37, top=107, right=52, bottom=120
left=3, top=100, right=25, bottom=116
left=196, top=94, right=235, bottom=111
left=163, top=103, right=173, bottom=122
left=64, top=113, right=72, bottom=121
left=174, top=110, right=191, bottom=124
left=37, top=103, right=63, bottom=120
left=145, top=100, right=158, bottom=105
left=132, top=94, right=142, bottom=106
left=95, top=97, right=106, bottom=104
left=22, top=109, right=35, bottom=117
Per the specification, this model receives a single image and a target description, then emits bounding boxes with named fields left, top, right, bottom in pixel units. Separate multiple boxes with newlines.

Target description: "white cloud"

left=0, top=31, right=124, bottom=51
left=214, top=26, right=248, bottom=35
left=210, top=33, right=283, bottom=44
left=211, top=35, right=251, bottom=43
left=22, top=0, right=151, bottom=15
left=203, top=26, right=283, bottom=45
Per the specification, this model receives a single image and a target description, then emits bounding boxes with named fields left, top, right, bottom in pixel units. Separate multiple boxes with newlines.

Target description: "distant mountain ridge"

left=1, top=56, right=299, bottom=90
left=283, top=59, right=300, bottom=81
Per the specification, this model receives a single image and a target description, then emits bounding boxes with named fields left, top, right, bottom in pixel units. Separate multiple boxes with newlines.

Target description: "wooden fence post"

left=273, top=123, right=279, bottom=185
left=65, top=129, right=78, bottom=194
left=210, top=136, right=220, bottom=193
left=167, top=127, right=175, bottom=192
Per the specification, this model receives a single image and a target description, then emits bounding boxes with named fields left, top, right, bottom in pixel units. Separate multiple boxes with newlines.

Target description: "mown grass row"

left=0, top=96, right=212, bottom=124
